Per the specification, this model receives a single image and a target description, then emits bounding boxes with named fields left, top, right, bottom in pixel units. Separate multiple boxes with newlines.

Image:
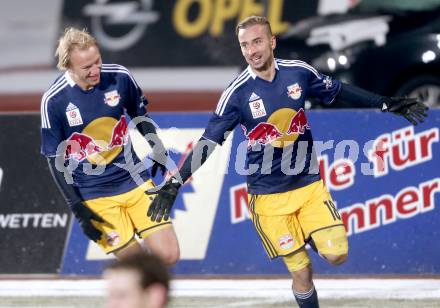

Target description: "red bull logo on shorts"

left=106, top=231, right=121, bottom=247
left=279, top=234, right=294, bottom=250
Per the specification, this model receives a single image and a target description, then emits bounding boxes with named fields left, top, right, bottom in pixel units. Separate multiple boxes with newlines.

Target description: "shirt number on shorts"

left=324, top=200, right=341, bottom=221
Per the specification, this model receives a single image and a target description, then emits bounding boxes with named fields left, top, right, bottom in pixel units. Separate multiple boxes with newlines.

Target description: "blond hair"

left=236, top=15, right=272, bottom=36
left=55, top=27, right=97, bottom=70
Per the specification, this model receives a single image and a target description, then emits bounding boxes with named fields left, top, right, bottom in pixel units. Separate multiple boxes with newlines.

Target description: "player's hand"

left=71, top=202, right=107, bottom=242
left=145, top=177, right=181, bottom=222
left=382, top=97, right=428, bottom=125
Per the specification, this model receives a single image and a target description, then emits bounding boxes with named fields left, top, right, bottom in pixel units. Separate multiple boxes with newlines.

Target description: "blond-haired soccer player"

left=146, top=16, right=427, bottom=307
left=40, top=28, right=179, bottom=263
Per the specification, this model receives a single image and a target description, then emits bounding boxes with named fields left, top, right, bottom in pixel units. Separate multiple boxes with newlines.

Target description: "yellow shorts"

left=84, top=180, right=172, bottom=254
left=248, top=179, right=347, bottom=261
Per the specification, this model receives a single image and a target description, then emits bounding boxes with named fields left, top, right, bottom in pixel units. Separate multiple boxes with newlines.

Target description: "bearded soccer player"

left=146, top=16, right=428, bottom=308
left=40, top=28, right=179, bottom=264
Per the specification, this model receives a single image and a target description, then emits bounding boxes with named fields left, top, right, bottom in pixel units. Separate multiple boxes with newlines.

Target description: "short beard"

left=253, top=56, right=274, bottom=72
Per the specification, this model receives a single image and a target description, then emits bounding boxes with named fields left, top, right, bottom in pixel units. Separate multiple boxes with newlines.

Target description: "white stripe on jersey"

left=41, top=77, right=68, bottom=129
left=276, top=59, right=319, bottom=71
left=215, top=70, right=250, bottom=116
left=41, top=78, right=64, bottom=128
left=215, top=69, right=249, bottom=114
left=276, top=59, right=321, bottom=79
left=101, top=64, right=140, bottom=89
left=286, top=60, right=320, bottom=76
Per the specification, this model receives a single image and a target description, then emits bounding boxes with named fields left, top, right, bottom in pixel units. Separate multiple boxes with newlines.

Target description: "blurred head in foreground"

left=104, top=252, right=170, bottom=308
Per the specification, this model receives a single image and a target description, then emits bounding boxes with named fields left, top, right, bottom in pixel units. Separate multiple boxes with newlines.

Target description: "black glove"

left=145, top=177, right=181, bottom=222
left=382, top=97, right=428, bottom=125
left=71, top=202, right=106, bottom=242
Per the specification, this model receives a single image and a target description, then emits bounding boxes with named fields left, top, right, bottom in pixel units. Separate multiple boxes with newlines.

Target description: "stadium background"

left=0, top=0, right=439, bottom=307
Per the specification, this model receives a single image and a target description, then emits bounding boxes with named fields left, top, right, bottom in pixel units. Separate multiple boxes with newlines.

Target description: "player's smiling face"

left=238, top=24, right=276, bottom=72
left=68, top=44, right=102, bottom=90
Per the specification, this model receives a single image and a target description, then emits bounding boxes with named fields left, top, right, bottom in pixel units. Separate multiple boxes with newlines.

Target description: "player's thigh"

left=125, top=180, right=174, bottom=236
left=84, top=197, right=137, bottom=255
left=248, top=194, right=306, bottom=259
left=297, top=180, right=348, bottom=256
left=125, top=180, right=179, bottom=262
left=142, top=225, right=180, bottom=265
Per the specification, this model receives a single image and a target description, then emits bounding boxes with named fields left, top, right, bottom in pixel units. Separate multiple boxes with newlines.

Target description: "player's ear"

left=271, top=35, right=276, bottom=50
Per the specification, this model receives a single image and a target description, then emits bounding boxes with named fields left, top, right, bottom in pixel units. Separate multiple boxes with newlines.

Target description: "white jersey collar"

left=64, top=71, right=76, bottom=87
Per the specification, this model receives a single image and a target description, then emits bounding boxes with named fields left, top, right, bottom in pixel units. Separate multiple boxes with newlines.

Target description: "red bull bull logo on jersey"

left=287, top=83, right=302, bottom=100
left=108, top=115, right=129, bottom=149
left=245, top=108, right=310, bottom=147
left=246, top=122, right=283, bottom=146
left=286, top=108, right=310, bottom=135
left=104, top=90, right=121, bottom=107
left=64, top=115, right=128, bottom=162
left=65, top=132, right=104, bottom=162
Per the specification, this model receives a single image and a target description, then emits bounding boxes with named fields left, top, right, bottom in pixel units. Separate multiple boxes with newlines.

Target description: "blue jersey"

left=203, top=59, right=341, bottom=195
left=40, top=64, right=150, bottom=200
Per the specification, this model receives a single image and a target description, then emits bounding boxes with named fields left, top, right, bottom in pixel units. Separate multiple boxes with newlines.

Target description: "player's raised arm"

left=303, top=61, right=428, bottom=125
left=337, top=83, right=428, bottom=125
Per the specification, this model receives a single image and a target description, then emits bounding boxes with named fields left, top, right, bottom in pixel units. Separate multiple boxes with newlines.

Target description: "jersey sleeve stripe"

left=276, top=58, right=318, bottom=69
left=101, top=68, right=141, bottom=89
left=215, top=69, right=249, bottom=114
left=41, top=78, right=65, bottom=128
left=102, top=63, right=126, bottom=68
left=41, top=78, right=67, bottom=129
left=42, top=81, right=68, bottom=129
left=215, top=71, right=250, bottom=116
left=276, top=59, right=320, bottom=76
left=276, top=59, right=321, bottom=79
left=101, top=64, right=139, bottom=87
left=218, top=75, right=250, bottom=116
left=288, top=60, right=320, bottom=76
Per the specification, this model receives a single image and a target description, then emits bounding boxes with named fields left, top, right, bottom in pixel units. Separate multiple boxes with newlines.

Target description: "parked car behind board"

left=276, top=0, right=440, bottom=108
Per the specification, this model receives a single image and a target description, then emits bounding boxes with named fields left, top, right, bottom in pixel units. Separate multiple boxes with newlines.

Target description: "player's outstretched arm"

left=136, top=116, right=168, bottom=177
left=337, top=83, right=428, bottom=125
left=47, top=157, right=107, bottom=242
left=145, top=138, right=216, bottom=222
